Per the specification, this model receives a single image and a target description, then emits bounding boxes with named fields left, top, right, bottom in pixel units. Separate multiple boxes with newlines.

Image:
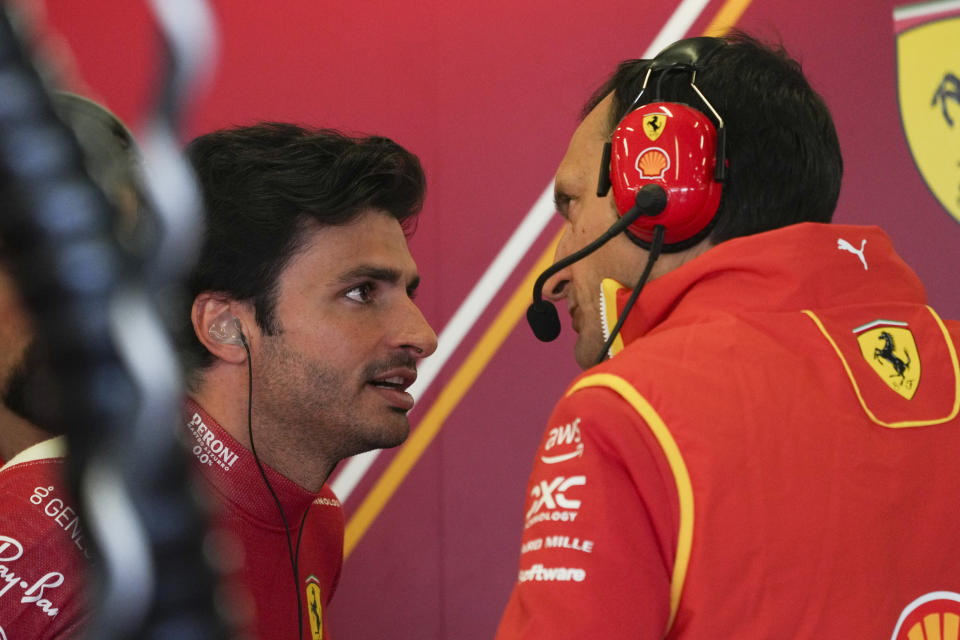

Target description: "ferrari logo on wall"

left=894, top=1, right=960, bottom=224
left=854, top=320, right=921, bottom=400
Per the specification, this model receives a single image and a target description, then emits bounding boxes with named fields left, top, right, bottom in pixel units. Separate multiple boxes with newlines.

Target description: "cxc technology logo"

left=524, top=475, right=586, bottom=529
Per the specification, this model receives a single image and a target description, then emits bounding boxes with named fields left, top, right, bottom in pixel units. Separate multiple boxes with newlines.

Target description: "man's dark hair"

left=182, top=123, right=426, bottom=374
left=582, top=31, right=843, bottom=244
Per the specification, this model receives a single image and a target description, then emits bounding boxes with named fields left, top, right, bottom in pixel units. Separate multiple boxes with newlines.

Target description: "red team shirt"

left=497, top=223, right=960, bottom=639
left=0, top=439, right=89, bottom=639
left=185, top=398, right=344, bottom=640
left=0, top=403, right=345, bottom=639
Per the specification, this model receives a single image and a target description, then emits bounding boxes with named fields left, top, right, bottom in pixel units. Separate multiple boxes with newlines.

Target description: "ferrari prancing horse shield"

left=305, top=575, right=323, bottom=639
left=642, top=113, right=667, bottom=141
left=855, top=323, right=921, bottom=400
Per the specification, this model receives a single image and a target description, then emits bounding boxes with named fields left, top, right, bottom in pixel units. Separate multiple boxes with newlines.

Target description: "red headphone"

left=599, top=37, right=727, bottom=251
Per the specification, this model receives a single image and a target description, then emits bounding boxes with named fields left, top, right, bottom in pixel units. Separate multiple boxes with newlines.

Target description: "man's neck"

left=190, top=372, right=335, bottom=492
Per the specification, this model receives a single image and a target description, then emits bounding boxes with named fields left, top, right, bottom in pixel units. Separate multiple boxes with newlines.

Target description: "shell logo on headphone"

left=635, top=148, right=669, bottom=179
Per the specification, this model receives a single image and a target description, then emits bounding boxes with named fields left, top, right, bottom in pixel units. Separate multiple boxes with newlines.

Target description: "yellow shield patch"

left=894, top=1, right=960, bottom=224
left=642, top=113, right=667, bottom=141
left=855, top=323, right=921, bottom=400
left=305, top=577, right=323, bottom=639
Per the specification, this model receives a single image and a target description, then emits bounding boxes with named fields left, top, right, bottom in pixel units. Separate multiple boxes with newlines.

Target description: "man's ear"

left=192, top=293, right=251, bottom=364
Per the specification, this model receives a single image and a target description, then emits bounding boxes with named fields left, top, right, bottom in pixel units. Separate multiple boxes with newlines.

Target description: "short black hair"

left=182, top=123, right=426, bottom=373
left=582, top=31, right=843, bottom=244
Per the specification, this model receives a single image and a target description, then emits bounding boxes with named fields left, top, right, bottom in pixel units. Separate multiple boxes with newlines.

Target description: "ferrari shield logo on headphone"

left=642, top=113, right=667, bottom=141
left=894, top=0, right=960, bottom=225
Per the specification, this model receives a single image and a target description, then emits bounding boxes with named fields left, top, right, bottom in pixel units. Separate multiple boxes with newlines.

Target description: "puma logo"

left=837, top=238, right=868, bottom=270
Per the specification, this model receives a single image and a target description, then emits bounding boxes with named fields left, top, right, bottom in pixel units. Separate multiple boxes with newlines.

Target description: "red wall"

left=29, top=0, right=960, bottom=637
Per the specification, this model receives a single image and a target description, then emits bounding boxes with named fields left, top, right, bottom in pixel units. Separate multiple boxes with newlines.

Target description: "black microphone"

left=526, top=184, right=667, bottom=342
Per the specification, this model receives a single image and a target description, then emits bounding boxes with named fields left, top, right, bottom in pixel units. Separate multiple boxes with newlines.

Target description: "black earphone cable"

left=240, top=334, right=305, bottom=640
left=294, top=506, right=311, bottom=567
left=595, top=224, right=666, bottom=366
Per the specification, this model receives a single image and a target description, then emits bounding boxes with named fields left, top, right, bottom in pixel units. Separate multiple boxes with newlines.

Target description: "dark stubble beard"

left=2, top=341, right=36, bottom=421
left=1, top=341, right=59, bottom=432
left=253, top=337, right=419, bottom=478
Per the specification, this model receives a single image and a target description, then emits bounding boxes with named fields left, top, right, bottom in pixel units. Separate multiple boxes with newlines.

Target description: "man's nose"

left=542, top=269, right=570, bottom=303
left=543, top=231, right=573, bottom=303
left=398, top=300, right=438, bottom=359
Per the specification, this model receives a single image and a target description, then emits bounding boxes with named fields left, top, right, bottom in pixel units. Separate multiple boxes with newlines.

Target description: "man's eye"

left=345, top=283, right=374, bottom=303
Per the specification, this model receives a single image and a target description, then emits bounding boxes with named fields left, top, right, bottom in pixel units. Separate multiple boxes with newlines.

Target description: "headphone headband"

left=626, top=36, right=727, bottom=116
left=648, top=36, right=726, bottom=72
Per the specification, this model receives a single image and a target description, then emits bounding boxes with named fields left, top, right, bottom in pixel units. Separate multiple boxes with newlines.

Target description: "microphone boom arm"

left=526, top=184, right=667, bottom=343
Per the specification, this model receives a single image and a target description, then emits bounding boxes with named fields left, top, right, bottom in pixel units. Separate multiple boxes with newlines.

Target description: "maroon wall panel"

left=29, top=0, right=960, bottom=637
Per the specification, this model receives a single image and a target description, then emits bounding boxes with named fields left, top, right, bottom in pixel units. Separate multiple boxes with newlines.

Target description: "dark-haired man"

left=181, top=123, right=437, bottom=639
left=497, top=33, right=960, bottom=638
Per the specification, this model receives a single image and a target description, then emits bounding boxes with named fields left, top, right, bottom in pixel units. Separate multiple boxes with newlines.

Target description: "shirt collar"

left=0, top=436, right=67, bottom=471
left=600, top=223, right=926, bottom=356
left=184, top=397, right=318, bottom=527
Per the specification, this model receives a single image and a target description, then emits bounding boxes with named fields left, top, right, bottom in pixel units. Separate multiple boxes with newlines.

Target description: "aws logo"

left=891, top=591, right=960, bottom=640
left=540, top=418, right=584, bottom=465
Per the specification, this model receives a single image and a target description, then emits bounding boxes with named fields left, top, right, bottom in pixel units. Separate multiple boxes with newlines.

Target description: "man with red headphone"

left=500, top=33, right=960, bottom=638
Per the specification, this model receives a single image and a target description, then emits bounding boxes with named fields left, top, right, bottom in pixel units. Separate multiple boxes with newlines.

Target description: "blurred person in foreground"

left=0, top=92, right=146, bottom=638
